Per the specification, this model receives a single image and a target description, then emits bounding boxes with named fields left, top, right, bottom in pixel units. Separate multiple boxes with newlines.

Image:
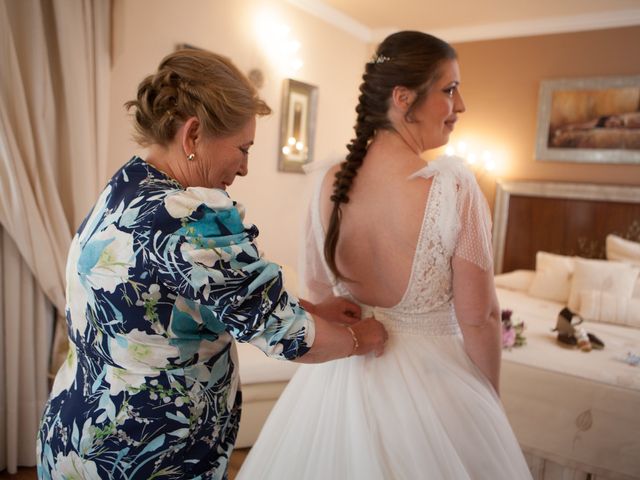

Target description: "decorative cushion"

left=494, top=270, right=535, bottom=292
left=528, top=252, right=574, bottom=303
left=568, top=258, right=639, bottom=311
left=579, top=291, right=640, bottom=328
left=607, top=234, right=640, bottom=266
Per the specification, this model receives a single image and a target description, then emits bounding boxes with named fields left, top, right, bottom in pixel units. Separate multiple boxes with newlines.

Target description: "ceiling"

left=288, top=0, right=640, bottom=42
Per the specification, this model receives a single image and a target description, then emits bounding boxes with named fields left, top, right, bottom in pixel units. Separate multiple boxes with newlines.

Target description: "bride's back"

left=316, top=32, right=463, bottom=309
left=320, top=146, right=433, bottom=308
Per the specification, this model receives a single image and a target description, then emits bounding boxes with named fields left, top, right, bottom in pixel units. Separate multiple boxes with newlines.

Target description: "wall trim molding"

left=286, top=1, right=640, bottom=45
left=425, top=9, right=640, bottom=44
left=285, top=0, right=372, bottom=42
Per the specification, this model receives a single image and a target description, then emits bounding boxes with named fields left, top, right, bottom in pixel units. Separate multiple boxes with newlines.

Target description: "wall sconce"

left=254, top=11, right=303, bottom=76
left=445, top=140, right=501, bottom=176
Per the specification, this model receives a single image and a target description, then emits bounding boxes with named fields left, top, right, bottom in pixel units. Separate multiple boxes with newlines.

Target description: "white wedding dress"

left=237, top=156, right=532, bottom=479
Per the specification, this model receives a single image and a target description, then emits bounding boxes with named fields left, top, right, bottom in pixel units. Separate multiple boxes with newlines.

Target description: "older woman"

left=37, top=49, right=387, bottom=479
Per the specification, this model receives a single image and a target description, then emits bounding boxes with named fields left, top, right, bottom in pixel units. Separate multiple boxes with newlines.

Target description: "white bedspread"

left=235, top=289, right=640, bottom=477
left=498, top=288, right=640, bottom=390
left=497, top=288, right=640, bottom=479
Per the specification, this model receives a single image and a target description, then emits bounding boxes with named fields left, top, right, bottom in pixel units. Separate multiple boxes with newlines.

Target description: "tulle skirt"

left=237, top=332, right=532, bottom=479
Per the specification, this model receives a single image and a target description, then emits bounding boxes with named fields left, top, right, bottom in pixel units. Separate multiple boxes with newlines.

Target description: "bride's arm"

left=299, top=167, right=339, bottom=304
left=450, top=171, right=501, bottom=394
left=452, top=259, right=502, bottom=395
left=292, top=167, right=387, bottom=362
left=299, top=167, right=361, bottom=324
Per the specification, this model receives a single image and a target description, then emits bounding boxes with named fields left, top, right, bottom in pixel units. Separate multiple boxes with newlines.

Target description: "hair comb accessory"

left=369, top=54, right=391, bottom=65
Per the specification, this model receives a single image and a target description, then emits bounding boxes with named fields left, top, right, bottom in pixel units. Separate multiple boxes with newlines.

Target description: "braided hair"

left=125, top=49, right=270, bottom=147
left=324, top=31, right=457, bottom=280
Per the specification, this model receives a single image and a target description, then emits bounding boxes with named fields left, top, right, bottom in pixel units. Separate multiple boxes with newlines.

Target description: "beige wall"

left=108, top=0, right=367, bottom=270
left=451, top=26, right=640, bottom=206
left=109, top=5, right=640, bottom=273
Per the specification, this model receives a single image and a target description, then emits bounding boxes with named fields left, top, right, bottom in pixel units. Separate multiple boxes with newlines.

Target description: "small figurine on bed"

left=501, top=309, right=526, bottom=350
left=553, top=307, right=605, bottom=352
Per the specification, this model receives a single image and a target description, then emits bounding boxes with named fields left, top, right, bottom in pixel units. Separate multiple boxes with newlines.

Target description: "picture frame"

left=278, top=79, right=318, bottom=173
left=535, top=75, right=640, bottom=164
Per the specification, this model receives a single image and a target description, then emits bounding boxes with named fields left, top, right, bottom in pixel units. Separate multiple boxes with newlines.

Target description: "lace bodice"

left=304, top=155, right=493, bottom=336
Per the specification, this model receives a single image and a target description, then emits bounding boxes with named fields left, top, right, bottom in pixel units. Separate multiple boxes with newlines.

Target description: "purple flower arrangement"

left=501, top=309, right=526, bottom=350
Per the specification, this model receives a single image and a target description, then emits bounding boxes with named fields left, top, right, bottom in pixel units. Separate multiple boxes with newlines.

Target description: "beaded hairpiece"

left=368, top=54, right=391, bottom=65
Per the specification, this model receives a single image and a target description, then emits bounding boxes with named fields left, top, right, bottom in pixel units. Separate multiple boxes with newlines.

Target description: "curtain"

left=0, top=228, right=53, bottom=471
left=0, top=0, right=110, bottom=471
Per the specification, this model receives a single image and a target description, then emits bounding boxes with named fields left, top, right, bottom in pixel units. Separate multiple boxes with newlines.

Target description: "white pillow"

left=494, top=270, right=535, bottom=292
left=528, top=252, right=575, bottom=303
left=568, top=258, right=639, bottom=311
left=579, top=290, right=640, bottom=328
left=606, top=234, right=640, bottom=266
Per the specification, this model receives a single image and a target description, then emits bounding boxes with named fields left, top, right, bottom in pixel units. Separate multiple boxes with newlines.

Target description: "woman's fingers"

left=352, top=317, right=388, bottom=355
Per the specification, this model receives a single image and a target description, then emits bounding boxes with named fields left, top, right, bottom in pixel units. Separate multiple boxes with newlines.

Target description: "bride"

left=238, top=31, right=532, bottom=479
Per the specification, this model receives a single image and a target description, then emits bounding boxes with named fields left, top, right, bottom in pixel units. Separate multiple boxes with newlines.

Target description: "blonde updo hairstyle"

left=125, top=49, right=271, bottom=146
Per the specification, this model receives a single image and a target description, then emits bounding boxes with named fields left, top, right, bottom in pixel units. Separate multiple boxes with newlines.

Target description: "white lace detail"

left=306, top=156, right=490, bottom=338
left=396, top=169, right=454, bottom=315
left=372, top=305, right=460, bottom=336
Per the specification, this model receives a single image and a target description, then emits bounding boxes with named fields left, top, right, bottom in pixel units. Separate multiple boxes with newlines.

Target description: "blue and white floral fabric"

left=37, top=156, right=314, bottom=479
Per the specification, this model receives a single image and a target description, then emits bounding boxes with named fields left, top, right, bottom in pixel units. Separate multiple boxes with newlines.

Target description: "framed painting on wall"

left=278, top=79, right=318, bottom=173
left=535, top=75, right=640, bottom=164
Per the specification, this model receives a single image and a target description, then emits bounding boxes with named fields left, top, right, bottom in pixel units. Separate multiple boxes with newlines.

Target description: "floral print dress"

left=37, top=156, right=314, bottom=479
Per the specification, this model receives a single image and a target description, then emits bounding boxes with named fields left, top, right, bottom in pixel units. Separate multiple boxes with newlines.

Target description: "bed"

left=235, top=179, right=640, bottom=480
left=493, top=179, right=640, bottom=480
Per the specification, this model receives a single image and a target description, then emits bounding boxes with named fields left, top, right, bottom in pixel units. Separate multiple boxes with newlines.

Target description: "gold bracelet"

left=346, top=325, right=359, bottom=357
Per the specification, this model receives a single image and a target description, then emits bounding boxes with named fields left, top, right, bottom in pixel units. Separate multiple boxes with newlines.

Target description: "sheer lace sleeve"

left=453, top=167, right=494, bottom=272
left=412, top=155, right=493, bottom=272
left=299, top=167, right=337, bottom=303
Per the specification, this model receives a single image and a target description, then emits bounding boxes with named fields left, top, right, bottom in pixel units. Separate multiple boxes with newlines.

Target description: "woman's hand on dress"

left=350, top=317, right=388, bottom=357
left=304, top=296, right=361, bottom=325
left=293, top=313, right=387, bottom=363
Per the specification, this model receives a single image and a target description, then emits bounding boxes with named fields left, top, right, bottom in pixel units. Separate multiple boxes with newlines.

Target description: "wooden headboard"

left=492, top=180, right=640, bottom=273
